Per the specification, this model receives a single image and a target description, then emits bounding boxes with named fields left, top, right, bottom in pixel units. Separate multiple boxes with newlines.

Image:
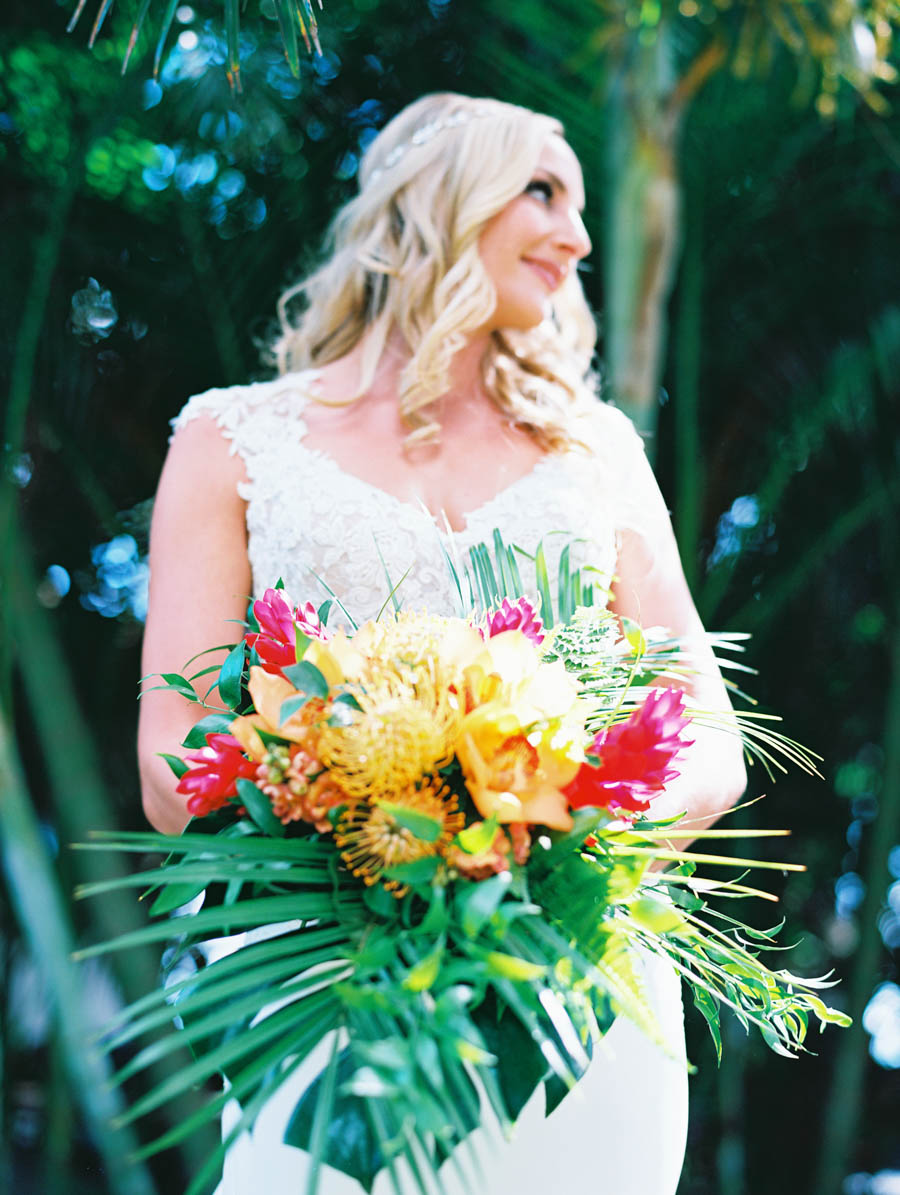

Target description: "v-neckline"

left=287, top=370, right=562, bottom=537
left=295, top=440, right=559, bottom=538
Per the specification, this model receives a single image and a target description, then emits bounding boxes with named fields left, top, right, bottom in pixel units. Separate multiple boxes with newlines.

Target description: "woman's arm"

left=138, top=415, right=252, bottom=833
left=609, top=436, right=747, bottom=842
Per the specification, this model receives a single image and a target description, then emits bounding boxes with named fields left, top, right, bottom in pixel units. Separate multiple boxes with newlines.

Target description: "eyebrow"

left=533, top=169, right=586, bottom=213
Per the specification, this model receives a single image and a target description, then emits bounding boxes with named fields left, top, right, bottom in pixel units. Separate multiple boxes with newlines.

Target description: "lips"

left=522, top=258, right=565, bottom=291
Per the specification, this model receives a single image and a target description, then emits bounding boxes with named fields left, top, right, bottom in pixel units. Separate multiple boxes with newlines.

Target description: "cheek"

left=479, top=212, right=537, bottom=279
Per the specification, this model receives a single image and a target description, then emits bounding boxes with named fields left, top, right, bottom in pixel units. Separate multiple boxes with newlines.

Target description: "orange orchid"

left=456, top=702, right=582, bottom=830
left=229, top=665, right=327, bottom=759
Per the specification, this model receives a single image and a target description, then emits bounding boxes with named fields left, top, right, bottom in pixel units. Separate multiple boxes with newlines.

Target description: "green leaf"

left=491, top=529, right=519, bottom=599
left=691, top=982, right=723, bottom=1065
left=557, top=543, right=573, bottom=623
left=152, top=0, right=179, bottom=75
left=317, top=600, right=332, bottom=626
left=218, top=641, right=246, bottom=709
left=282, top=660, right=329, bottom=698
left=454, top=872, right=510, bottom=938
left=224, top=0, right=240, bottom=84
left=236, top=779, right=285, bottom=838
left=475, top=992, right=547, bottom=1120
left=303, top=1033, right=339, bottom=1193
left=160, top=672, right=199, bottom=701
left=472, top=540, right=512, bottom=608
left=484, top=951, right=547, bottom=982
left=104, top=934, right=350, bottom=1052
left=419, top=887, right=449, bottom=936
left=805, top=994, right=852, bottom=1029
left=544, top=1072, right=572, bottom=1117
left=353, top=932, right=399, bottom=973
left=402, top=942, right=444, bottom=992
left=182, top=712, right=236, bottom=748
left=273, top=0, right=301, bottom=77
left=286, top=1051, right=384, bottom=1192
left=158, top=752, right=189, bottom=779
left=295, top=628, right=311, bottom=661
left=280, top=694, right=311, bottom=723
left=117, top=986, right=340, bottom=1122
left=628, top=895, right=686, bottom=935
left=382, top=857, right=440, bottom=886
left=455, top=815, right=498, bottom=855
left=361, top=884, right=399, bottom=919
left=148, top=880, right=206, bottom=917
left=123, top=0, right=153, bottom=72
left=373, top=800, right=443, bottom=843
left=534, top=541, right=553, bottom=625
left=621, top=617, right=647, bottom=657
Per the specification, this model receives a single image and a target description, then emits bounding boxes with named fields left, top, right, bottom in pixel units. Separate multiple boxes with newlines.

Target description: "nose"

left=554, top=206, right=591, bottom=260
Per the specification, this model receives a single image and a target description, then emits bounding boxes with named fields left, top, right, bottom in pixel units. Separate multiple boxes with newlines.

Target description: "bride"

left=138, top=92, right=746, bottom=1194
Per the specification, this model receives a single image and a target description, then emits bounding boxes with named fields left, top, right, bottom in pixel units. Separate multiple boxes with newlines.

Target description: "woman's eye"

left=525, top=179, right=554, bottom=203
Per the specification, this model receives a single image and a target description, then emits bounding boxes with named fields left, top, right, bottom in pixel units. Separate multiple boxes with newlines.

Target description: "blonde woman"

left=139, top=93, right=745, bottom=1194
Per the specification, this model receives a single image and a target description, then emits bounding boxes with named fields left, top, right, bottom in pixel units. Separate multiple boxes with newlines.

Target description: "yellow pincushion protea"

left=317, top=614, right=483, bottom=802
left=334, top=776, right=464, bottom=894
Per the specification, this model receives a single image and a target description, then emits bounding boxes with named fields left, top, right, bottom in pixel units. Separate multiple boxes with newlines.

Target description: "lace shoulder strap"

left=571, top=400, right=655, bottom=535
left=169, top=371, right=317, bottom=468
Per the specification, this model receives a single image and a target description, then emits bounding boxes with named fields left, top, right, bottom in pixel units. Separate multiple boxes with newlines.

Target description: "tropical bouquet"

left=76, top=536, right=849, bottom=1195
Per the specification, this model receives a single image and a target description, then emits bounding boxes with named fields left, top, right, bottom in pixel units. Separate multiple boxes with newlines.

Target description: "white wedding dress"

left=172, top=373, right=689, bottom=1195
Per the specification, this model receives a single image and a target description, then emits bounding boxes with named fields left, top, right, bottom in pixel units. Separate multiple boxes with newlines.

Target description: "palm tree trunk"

left=603, top=32, right=681, bottom=452
left=603, top=31, right=724, bottom=451
left=673, top=198, right=704, bottom=588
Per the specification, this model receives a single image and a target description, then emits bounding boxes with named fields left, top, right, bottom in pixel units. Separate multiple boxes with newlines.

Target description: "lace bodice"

left=171, top=372, right=649, bottom=622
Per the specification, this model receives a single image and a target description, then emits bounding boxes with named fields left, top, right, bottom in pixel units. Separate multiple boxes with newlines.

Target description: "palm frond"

left=67, top=0, right=327, bottom=83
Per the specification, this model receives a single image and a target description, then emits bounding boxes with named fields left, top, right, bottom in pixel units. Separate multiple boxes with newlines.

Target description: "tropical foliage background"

left=1, top=1, right=899, bottom=1193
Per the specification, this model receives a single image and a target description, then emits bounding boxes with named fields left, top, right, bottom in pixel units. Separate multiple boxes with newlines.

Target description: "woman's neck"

left=327, top=327, right=495, bottom=431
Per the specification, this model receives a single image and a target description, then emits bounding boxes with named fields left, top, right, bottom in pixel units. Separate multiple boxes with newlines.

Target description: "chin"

left=492, top=300, right=550, bottom=334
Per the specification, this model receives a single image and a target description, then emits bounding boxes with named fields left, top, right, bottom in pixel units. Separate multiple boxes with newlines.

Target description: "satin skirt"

left=214, top=949, right=688, bottom=1195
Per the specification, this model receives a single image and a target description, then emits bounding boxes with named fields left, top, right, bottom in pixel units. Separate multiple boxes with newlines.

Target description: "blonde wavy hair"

left=270, top=92, right=600, bottom=451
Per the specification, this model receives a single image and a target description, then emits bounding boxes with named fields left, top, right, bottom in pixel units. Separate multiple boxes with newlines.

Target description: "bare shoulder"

left=165, top=408, right=249, bottom=495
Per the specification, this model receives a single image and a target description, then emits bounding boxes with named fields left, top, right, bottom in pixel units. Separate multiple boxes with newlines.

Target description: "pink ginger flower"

left=295, top=601, right=329, bottom=642
left=244, top=589, right=328, bottom=675
left=564, top=687, right=693, bottom=816
left=484, top=597, right=544, bottom=645
left=176, top=733, right=257, bottom=818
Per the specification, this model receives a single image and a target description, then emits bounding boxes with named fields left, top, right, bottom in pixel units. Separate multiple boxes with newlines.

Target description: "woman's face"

left=478, top=134, right=591, bottom=332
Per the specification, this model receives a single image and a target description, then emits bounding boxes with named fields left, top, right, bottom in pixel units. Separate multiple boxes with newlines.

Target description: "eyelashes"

left=524, top=178, right=554, bottom=203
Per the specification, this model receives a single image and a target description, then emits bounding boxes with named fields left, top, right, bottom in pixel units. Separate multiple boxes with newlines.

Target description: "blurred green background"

left=1, top=2, right=899, bottom=1193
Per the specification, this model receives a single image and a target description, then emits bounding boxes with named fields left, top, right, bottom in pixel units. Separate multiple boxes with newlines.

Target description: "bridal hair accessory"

left=366, top=105, right=494, bottom=185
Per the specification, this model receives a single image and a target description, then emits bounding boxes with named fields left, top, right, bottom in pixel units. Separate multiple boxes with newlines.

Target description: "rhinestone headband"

left=366, top=106, right=494, bottom=185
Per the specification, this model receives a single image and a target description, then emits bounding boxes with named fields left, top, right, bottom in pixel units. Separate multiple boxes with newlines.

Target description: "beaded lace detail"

left=170, top=372, right=647, bottom=623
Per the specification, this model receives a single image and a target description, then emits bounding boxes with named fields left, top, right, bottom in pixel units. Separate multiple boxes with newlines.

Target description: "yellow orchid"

left=303, top=630, right=363, bottom=687
left=459, top=630, right=579, bottom=719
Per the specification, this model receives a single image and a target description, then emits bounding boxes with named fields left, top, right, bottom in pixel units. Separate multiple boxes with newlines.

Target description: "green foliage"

left=236, top=778, right=287, bottom=836
left=4, top=0, right=899, bottom=1188
left=74, top=794, right=848, bottom=1193
left=65, top=0, right=324, bottom=86
left=452, top=530, right=607, bottom=623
